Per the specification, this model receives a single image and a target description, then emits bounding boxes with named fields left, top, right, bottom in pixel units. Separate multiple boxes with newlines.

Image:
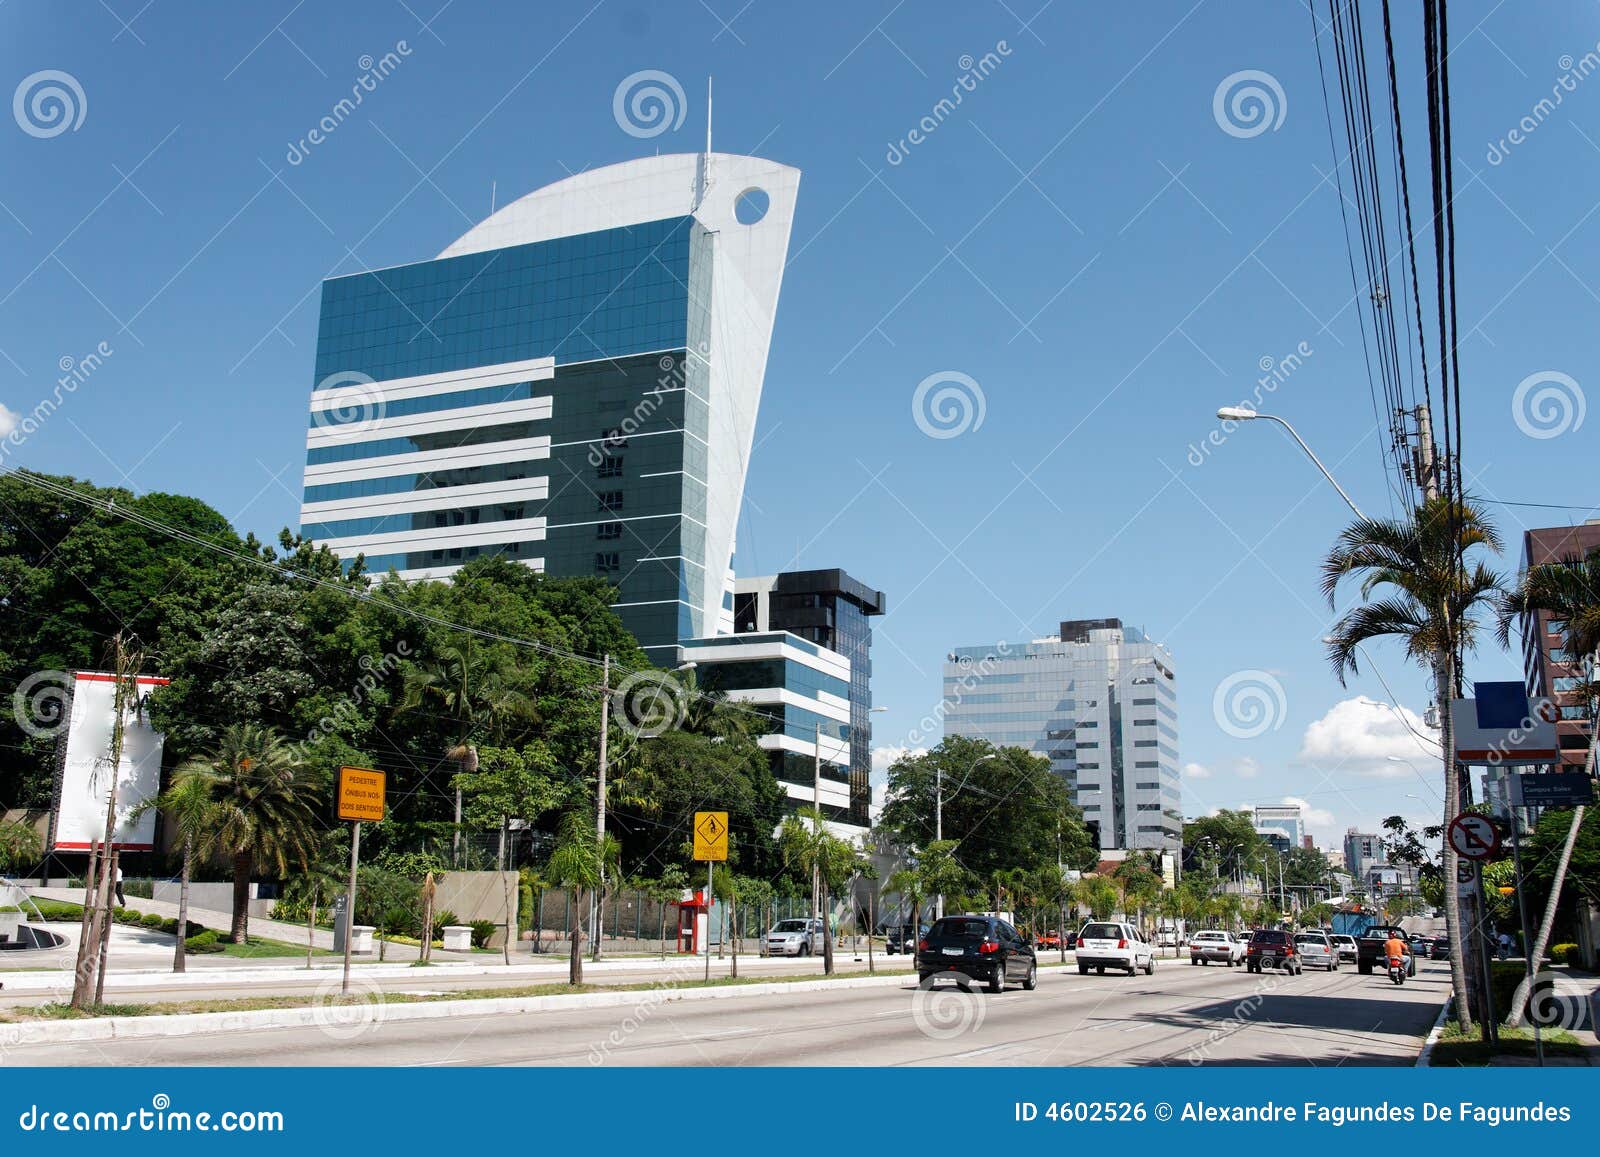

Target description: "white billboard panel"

left=51, top=672, right=169, bottom=851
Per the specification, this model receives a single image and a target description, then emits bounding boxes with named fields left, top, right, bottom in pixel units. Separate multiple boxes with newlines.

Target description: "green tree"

left=279, top=831, right=349, bottom=969
left=171, top=723, right=323, bottom=943
left=129, top=774, right=218, bottom=972
left=1077, top=876, right=1120, bottom=920
left=1322, top=496, right=1503, bottom=1030
left=545, top=810, right=603, bottom=985
left=0, top=819, right=41, bottom=874
left=1497, top=544, right=1600, bottom=1012
left=777, top=807, right=859, bottom=976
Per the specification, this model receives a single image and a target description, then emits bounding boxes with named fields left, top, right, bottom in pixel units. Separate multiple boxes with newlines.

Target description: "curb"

left=4, top=971, right=915, bottom=1047
left=1415, top=997, right=1452, bottom=1068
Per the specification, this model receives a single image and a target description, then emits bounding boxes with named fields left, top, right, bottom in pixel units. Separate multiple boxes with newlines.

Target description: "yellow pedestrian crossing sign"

left=694, top=811, right=728, bottom=862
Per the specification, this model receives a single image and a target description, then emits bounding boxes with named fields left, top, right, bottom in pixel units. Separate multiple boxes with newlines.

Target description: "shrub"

left=28, top=901, right=82, bottom=922
left=139, top=913, right=166, bottom=930
left=112, top=907, right=142, bottom=925
left=469, top=919, right=496, bottom=948
left=518, top=884, right=533, bottom=933
left=184, top=929, right=223, bottom=954
left=1551, top=942, right=1581, bottom=966
left=431, top=910, right=458, bottom=941
left=159, top=918, right=180, bottom=935
left=124, top=880, right=154, bottom=900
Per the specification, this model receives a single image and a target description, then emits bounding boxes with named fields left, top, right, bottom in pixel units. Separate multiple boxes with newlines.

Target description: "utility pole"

left=934, top=762, right=943, bottom=920
left=812, top=720, right=821, bottom=922
left=1410, top=403, right=1441, bottom=500
left=593, top=653, right=610, bottom=963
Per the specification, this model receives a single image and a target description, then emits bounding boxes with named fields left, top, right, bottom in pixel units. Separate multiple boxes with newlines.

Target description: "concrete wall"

left=149, top=881, right=261, bottom=913
left=1577, top=899, right=1599, bottom=970
left=434, top=871, right=518, bottom=948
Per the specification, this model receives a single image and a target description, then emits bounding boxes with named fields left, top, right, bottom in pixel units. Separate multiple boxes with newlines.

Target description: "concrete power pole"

left=593, top=653, right=610, bottom=963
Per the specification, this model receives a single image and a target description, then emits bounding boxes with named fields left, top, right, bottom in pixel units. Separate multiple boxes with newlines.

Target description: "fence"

left=522, top=889, right=823, bottom=954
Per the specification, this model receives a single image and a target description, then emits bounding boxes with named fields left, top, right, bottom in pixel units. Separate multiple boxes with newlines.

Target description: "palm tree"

left=1497, top=545, right=1600, bottom=1024
left=885, top=866, right=925, bottom=951
left=778, top=807, right=859, bottom=976
left=173, top=724, right=323, bottom=943
left=1323, top=496, right=1502, bottom=1032
left=280, top=835, right=347, bottom=969
left=544, top=810, right=602, bottom=985
left=129, top=774, right=218, bottom=972
left=397, top=641, right=534, bottom=868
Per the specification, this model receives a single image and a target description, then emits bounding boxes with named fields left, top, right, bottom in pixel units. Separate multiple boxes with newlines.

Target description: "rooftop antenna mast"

left=697, top=76, right=714, bottom=208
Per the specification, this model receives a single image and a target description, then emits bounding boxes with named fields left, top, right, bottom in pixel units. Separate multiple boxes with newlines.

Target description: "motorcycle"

left=1388, top=955, right=1406, bottom=986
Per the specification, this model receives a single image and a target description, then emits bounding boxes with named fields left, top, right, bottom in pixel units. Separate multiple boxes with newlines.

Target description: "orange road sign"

left=337, top=765, right=386, bottom=823
left=693, top=811, right=728, bottom=862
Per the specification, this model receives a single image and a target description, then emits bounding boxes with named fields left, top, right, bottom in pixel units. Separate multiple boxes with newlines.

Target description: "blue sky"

left=3, top=1, right=1597, bottom=847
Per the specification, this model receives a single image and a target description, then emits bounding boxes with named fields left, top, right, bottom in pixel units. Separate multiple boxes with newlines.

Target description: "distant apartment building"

left=942, top=618, right=1180, bottom=852
left=1254, top=804, right=1304, bottom=850
left=1343, top=829, right=1381, bottom=878
left=1519, top=521, right=1600, bottom=770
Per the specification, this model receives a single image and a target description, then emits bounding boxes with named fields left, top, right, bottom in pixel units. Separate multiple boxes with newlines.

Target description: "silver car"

left=764, top=918, right=824, bottom=957
left=1295, top=931, right=1338, bottom=971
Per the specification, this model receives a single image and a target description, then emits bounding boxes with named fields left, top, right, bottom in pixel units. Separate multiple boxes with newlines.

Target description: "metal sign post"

left=693, top=811, right=728, bottom=983
left=336, top=766, right=386, bottom=996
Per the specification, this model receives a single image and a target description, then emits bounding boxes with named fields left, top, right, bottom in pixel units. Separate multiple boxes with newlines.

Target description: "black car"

left=885, top=923, right=929, bottom=955
left=916, top=914, right=1037, bottom=993
left=1429, top=937, right=1450, bottom=961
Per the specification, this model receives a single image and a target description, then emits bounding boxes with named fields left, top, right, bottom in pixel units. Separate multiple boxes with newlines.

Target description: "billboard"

left=50, top=672, right=169, bottom=851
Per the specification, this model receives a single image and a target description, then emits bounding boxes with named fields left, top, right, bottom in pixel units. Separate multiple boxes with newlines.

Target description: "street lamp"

left=1388, top=755, right=1444, bottom=803
left=1215, top=407, right=1366, bottom=520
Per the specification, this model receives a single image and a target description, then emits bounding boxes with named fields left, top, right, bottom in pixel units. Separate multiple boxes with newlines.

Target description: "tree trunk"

left=231, top=851, right=252, bottom=944
left=173, top=840, right=190, bottom=974
left=568, top=888, right=583, bottom=985
left=305, top=892, right=315, bottom=970
left=1436, top=653, right=1472, bottom=1032
left=1507, top=808, right=1589, bottom=1028
left=822, top=887, right=835, bottom=976
left=730, top=892, right=738, bottom=979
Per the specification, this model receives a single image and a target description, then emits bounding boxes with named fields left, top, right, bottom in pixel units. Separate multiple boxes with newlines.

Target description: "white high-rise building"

left=942, top=618, right=1180, bottom=851
left=298, top=153, right=800, bottom=660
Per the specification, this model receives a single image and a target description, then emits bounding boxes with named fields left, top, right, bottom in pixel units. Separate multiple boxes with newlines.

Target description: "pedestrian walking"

left=114, top=864, right=126, bottom=908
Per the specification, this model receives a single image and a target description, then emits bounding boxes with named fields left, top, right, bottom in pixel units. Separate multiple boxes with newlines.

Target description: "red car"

left=1036, top=930, right=1063, bottom=950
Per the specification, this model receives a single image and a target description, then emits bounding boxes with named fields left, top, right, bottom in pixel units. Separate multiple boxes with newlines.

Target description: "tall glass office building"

left=299, top=153, right=800, bottom=659
left=942, top=619, right=1181, bottom=852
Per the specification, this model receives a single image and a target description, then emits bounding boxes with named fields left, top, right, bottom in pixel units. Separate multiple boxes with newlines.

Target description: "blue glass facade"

left=302, top=215, right=718, bottom=655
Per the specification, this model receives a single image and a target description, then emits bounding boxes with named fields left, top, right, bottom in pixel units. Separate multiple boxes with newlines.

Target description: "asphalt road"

left=5, top=955, right=1450, bottom=1067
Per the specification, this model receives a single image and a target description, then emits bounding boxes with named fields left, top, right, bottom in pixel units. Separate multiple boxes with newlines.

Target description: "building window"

left=596, top=522, right=623, bottom=540
left=1134, top=760, right=1159, bottom=768
left=1133, top=739, right=1158, bottom=748
left=1132, top=718, right=1157, bottom=727
left=1077, top=741, right=1099, bottom=749
left=595, top=552, right=620, bottom=572
left=597, top=490, right=623, bottom=512
left=597, top=457, right=623, bottom=479
left=1077, top=762, right=1100, bottom=770
left=601, top=427, right=629, bottom=448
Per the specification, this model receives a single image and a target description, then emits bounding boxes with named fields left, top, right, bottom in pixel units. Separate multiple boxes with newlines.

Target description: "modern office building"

left=732, top=569, right=885, bottom=827
left=1343, top=828, right=1381, bottom=879
left=681, top=631, right=855, bottom=830
left=942, top=618, right=1180, bottom=851
left=1518, top=521, right=1600, bottom=770
left=1253, top=804, right=1304, bottom=851
left=298, top=152, right=800, bottom=660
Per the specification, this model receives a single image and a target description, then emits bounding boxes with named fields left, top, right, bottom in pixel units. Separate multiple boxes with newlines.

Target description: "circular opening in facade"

left=734, top=187, right=770, bottom=225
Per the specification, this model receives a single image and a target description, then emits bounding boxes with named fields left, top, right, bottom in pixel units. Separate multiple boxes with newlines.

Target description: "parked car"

left=1246, top=929, right=1301, bottom=974
left=1063, top=930, right=1079, bottom=951
left=1076, top=920, right=1155, bottom=976
left=915, top=914, right=1037, bottom=993
left=1408, top=934, right=1432, bottom=960
left=1429, top=938, right=1450, bottom=961
left=1036, top=930, right=1063, bottom=950
left=1189, top=929, right=1242, bottom=966
left=885, top=923, right=928, bottom=955
left=765, top=918, right=825, bottom=957
left=1295, top=931, right=1338, bottom=971
left=1330, top=934, right=1359, bottom=964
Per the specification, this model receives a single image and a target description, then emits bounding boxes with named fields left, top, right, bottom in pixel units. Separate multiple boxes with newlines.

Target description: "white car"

left=764, top=918, right=825, bottom=957
left=1189, top=929, right=1244, bottom=966
left=1076, top=920, right=1155, bottom=976
left=1330, top=934, right=1358, bottom=964
left=1295, top=931, right=1339, bottom=971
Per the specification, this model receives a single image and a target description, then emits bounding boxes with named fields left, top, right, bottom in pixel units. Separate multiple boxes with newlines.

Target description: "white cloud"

left=0, top=404, right=17, bottom=439
left=1183, top=761, right=1212, bottom=780
left=1298, top=696, right=1438, bottom=775
left=872, top=745, right=926, bottom=777
left=1280, top=795, right=1337, bottom=844
left=1231, top=756, right=1261, bottom=779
